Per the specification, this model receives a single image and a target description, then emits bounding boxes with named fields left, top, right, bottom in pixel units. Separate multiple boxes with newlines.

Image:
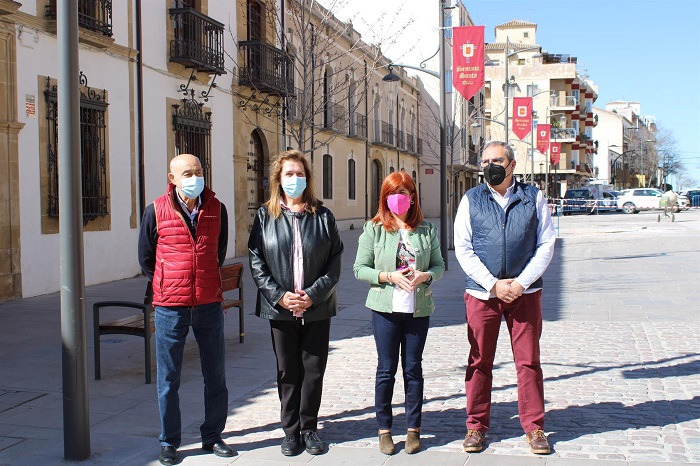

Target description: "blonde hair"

left=265, top=149, right=321, bottom=218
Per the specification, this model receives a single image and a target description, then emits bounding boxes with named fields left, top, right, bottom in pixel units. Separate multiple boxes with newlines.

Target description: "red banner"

left=511, top=97, right=532, bottom=140
left=452, top=26, right=484, bottom=101
left=550, top=142, right=561, bottom=165
left=536, top=124, right=550, bottom=154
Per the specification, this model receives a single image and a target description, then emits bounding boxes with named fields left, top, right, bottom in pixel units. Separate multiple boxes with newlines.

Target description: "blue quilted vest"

left=464, top=181, right=542, bottom=292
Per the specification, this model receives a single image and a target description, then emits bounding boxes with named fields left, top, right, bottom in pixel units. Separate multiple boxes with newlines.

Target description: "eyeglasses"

left=479, top=157, right=508, bottom=167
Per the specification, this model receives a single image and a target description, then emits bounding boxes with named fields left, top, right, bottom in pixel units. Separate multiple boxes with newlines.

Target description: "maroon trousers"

left=464, top=290, right=545, bottom=433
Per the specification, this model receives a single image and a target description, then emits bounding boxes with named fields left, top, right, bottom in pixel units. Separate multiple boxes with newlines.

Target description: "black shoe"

left=303, top=431, right=324, bottom=455
left=281, top=434, right=301, bottom=456
left=159, top=446, right=177, bottom=465
left=202, top=440, right=235, bottom=457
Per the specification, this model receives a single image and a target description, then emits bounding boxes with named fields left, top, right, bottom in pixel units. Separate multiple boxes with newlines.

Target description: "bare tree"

left=230, top=0, right=414, bottom=155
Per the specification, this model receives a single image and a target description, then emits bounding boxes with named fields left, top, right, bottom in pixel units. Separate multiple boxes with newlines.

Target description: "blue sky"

left=336, top=0, right=700, bottom=187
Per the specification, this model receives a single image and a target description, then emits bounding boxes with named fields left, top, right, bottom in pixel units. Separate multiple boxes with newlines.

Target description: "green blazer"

left=353, top=220, right=445, bottom=317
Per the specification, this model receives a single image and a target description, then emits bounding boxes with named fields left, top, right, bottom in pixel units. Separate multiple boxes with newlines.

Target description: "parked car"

left=680, top=189, right=700, bottom=207
left=562, top=188, right=593, bottom=215
left=617, top=188, right=665, bottom=214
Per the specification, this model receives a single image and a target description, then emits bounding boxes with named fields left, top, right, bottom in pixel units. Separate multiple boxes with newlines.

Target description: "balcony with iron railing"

left=397, top=130, right=405, bottom=150
left=381, top=122, right=394, bottom=146
left=551, top=127, right=577, bottom=140
left=45, top=0, right=113, bottom=37
left=169, top=7, right=225, bottom=74
left=238, top=41, right=293, bottom=96
left=550, top=94, right=579, bottom=109
left=406, top=134, right=415, bottom=153
left=349, top=113, right=367, bottom=139
left=332, top=104, right=346, bottom=133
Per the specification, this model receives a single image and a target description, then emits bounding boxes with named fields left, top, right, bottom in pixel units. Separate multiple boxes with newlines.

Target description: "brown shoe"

left=405, top=430, right=420, bottom=454
left=525, top=429, right=551, bottom=454
left=462, top=429, right=485, bottom=452
left=378, top=432, right=395, bottom=455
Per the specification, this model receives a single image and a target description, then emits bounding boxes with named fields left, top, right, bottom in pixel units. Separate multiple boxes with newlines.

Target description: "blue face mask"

left=178, top=176, right=205, bottom=199
left=281, top=176, right=307, bottom=199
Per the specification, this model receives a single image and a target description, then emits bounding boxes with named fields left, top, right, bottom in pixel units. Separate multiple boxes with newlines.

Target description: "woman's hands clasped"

left=391, top=268, right=430, bottom=292
left=280, top=289, right=314, bottom=313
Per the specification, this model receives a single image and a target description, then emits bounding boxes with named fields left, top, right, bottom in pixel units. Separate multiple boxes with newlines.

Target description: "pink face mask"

left=387, top=193, right=411, bottom=215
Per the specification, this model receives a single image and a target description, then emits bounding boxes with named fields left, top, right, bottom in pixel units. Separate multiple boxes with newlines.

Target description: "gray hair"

left=483, top=141, right=515, bottom=161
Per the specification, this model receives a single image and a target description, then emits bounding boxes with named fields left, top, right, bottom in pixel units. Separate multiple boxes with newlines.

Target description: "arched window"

left=323, top=153, right=333, bottom=199
left=348, top=159, right=356, bottom=200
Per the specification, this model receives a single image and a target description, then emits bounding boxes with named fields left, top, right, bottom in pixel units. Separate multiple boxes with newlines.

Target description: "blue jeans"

left=371, top=311, right=430, bottom=431
left=155, top=302, right=228, bottom=448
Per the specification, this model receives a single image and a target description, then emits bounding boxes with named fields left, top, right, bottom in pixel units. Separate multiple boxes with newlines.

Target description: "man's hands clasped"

left=491, top=279, right=524, bottom=303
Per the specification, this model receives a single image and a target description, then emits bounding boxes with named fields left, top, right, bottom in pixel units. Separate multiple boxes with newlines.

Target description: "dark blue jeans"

left=371, top=311, right=430, bottom=431
left=155, top=302, right=228, bottom=448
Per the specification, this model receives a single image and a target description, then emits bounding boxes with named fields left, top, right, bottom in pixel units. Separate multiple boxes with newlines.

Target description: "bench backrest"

left=221, top=262, right=243, bottom=294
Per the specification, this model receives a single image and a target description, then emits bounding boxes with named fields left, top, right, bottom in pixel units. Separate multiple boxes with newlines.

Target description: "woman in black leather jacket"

left=248, top=149, right=343, bottom=456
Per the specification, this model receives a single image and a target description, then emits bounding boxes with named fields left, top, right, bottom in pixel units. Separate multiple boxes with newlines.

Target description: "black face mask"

left=483, top=161, right=511, bottom=186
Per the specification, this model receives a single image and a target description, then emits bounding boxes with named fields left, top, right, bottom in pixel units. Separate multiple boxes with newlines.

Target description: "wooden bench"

left=93, top=282, right=154, bottom=384
left=221, top=262, right=245, bottom=343
left=93, top=262, right=245, bottom=384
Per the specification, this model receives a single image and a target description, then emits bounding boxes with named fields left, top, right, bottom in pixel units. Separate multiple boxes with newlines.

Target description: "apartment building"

left=483, top=20, right=599, bottom=198
left=593, top=101, right=656, bottom=189
left=0, top=0, right=433, bottom=298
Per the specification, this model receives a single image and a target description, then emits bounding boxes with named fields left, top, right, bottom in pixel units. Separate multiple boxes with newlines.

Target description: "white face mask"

left=178, top=176, right=204, bottom=199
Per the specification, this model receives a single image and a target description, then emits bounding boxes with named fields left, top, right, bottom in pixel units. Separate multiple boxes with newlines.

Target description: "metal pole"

left=504, top=38, right=509, bottom=138
left=58, top=0, right=90, bottom=460
left=438, top=0, right=448, bottom=269
left=530, top=82, right=535, bottom=185
left=396, top=93, right=400, bottom=169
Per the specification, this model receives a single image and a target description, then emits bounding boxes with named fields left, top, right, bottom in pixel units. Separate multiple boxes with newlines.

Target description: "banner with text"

left=550, top=142, right=561, bottom=165
left=452, top=26, right=485, bottom=101
left=536, top=124, right=550, bottom=154
left=512, top=97, right=532, bottom=140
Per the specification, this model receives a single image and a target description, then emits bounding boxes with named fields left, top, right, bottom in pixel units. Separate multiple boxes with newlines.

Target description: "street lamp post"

left=381, top=1, right=449, bottom=269
left=503, top=38, right=540, bottom=136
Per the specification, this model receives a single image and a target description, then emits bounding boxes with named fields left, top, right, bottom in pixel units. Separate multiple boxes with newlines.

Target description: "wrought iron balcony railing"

left=406, top=134, right=415, bottom=153
left=332, top=104, right=346, bottom=133
left=45, top=0, right=113, bottom=37
left=349, top=113, right=367, bottom=138
left=551, top=127, right=577, bottom=140
left=396, top=130, right=405, bottom=150
left=169, top=7, right=225, bottom=74
left=239, top=41, right=293, bottom=96
left=382, top=121, right=394, bottom=145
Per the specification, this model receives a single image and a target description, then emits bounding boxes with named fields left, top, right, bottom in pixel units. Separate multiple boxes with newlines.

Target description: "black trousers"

left=270, top=318, right=331, bottom=435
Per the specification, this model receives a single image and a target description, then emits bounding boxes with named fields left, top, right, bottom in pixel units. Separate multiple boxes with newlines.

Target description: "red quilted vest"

left=151, top=184, right=223, bottom=306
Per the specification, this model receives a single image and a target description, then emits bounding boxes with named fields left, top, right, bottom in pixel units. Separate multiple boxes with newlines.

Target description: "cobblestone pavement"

left=0, top=211, right=698, bottom=465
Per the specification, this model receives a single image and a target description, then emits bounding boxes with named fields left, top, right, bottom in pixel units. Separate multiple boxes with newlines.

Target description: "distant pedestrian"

left=248, top=149, right=343, bottom=456
left=454, top=141, right=556, bottom=455
left=353, top=171, right=445, bottom=455
left=138, top=153, right=234, bottom=466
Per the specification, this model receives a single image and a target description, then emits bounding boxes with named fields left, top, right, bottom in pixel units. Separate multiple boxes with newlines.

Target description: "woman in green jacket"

left=353, top=171, right=445, bottom=455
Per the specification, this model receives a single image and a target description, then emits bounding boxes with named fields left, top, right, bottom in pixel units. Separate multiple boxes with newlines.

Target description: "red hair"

left=372, top=171, right=424, bottom=231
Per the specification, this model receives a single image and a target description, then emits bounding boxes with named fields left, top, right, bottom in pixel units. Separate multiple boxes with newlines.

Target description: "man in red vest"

left=138, top=153, right=233, bottom=465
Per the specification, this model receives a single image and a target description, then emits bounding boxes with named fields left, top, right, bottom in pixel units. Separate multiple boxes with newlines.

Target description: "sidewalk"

left=0, top=212, right=698, bottom=465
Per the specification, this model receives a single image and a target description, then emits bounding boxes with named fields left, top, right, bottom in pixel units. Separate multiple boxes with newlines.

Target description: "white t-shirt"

left=392, top=229, right=416, bottom=314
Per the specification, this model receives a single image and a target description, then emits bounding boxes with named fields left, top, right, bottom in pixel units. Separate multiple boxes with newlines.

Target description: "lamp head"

left=382, top=65, right=400, bottom=83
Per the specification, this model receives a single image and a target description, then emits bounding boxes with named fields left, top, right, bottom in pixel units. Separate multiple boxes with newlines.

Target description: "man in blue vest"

left=454, top=141, right=556, bottom=455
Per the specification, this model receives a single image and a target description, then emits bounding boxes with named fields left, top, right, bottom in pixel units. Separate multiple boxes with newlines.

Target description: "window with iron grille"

left=348, top=159, right=356, bottom=200
left=172, top=98, right=213, bottom=187
left=44, top=74, right=109, bottom=223
left=45, top=0, right=113, bottom=37
left=323, top=154, right=333, bottom=199
left=248, top=0, right=264, bottom=40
